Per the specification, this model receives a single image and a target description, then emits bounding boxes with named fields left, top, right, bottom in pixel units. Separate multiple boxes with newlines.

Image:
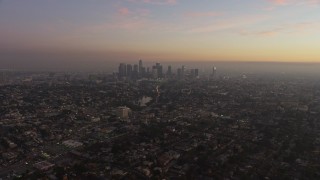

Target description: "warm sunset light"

left=2, top=1, right=320, bottom=179
left=1, top=0, right=320, bottom=68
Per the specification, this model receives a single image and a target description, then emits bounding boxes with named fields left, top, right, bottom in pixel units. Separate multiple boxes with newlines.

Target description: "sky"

left=1, top=0, right=320, bottom=69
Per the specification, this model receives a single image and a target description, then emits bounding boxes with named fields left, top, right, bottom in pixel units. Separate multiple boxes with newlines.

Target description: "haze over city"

left=2, top=1, right=320, bottom=179
left=1, top=0, right=320, bottom=71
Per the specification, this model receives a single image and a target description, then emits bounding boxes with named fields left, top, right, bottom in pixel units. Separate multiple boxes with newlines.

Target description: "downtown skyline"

left=1, top=0, right=320, bottom=69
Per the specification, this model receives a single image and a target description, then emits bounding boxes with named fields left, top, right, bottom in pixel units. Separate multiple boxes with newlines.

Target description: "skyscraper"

left=133, top=64, right=139, bottom=79
left=167, top=65, right=172, bottom=77
left=118, top=63, right=127, bottom=78
left=133, top=64, right=138, bottom=73
left=141, top=67, right=146, bottom=78
left=139, top=59, right=143, bottom=73
left=195, top=69, right=199, bottom=78
left=152, top=66, right=158, bottom=79
left=181, top=65, right=185, bottom=79
left=158, top=65, right=163, bottom=78
left=212, top=66, right=217, bottom=79
left=155, top=63, right=163, bottom=78
left=126, top=64, right=133, bottom=79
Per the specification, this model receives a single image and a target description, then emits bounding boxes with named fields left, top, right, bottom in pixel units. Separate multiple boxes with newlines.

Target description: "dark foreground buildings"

left=0, top=68, right=320, bottom=179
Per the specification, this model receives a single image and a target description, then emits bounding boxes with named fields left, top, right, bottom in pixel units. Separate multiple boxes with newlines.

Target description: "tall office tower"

left=182, top=65, right=185, bottom=79
left=133, top=64, right=139, bottom=72
left=133, top=64, right=139, bottom=78
left=152, top=66, right=158, bottom=79
left=141, top=67, right=146, bottom=78
left=195, top=69, right=199, bottom=78
left=158, top=65, right=163, bottom=78
left=212, top=66, right=217, bottom=78
left=167, top=65, right=172, bottom=77
left=118, top=63, right=127, bottom=78
left=154, top=63, right=163, bottom=78
left=126, top=64, right=133, bottom=79
left=139, top=59, right=143, bottom=73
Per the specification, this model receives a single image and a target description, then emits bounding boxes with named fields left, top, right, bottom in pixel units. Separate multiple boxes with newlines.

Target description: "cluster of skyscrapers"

left=118, top=60, right=202, bottom=80
left=118, top=60, right=148, bottom=79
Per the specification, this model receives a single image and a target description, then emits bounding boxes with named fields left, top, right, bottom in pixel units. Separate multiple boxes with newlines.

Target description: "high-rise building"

left=133, top=64, right=139, bottom=79
left=167, top=65, right=172, bottom=77
left=195, top=69, right=199, bottom=77
left=118, top=63, right=127, bottom=78
left=126, top=64, right=133, bottom=79
left=212, top=66, right=217, bottom=78
left=140, top=67, right=146, bottom=78
left=133, top=64, right=138, bottom=72
left=155, top=63, right=163, bottom=78
left=139, top=59, right=143, bottom=73
left=181, top=65, right=185, bottom=79
left=152, top=66, right=158, bottom=79
left=189, top=68, right=199, bottom=79
left=158, top=65, right=163, bottom=78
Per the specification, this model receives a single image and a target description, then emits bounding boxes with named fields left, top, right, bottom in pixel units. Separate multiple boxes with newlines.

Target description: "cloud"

left=187, top=15, right=269, bottom=33
left=127, top=0, right=177, bottom=5
left=185, top=11, right=223, bottom=18
left=82, top=7, right=153, bottom=32
left=267, top=0, right=320, bottom=6
left=240, top=28, right=284, bottom=36
left=268, top=0, right=287, bottom=5
left=264, top=0, right=320, bottom=12
left=240, top=22, right=320, bottom=37
left=296, top=0, right=320, bottom=6
left=116, top=3, right=151, bottom=17
left=118, top=7, right=130, bottom=16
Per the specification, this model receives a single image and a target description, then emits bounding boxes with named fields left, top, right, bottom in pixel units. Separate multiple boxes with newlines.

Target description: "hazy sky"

left=1, top=0, right=320, bottom=68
